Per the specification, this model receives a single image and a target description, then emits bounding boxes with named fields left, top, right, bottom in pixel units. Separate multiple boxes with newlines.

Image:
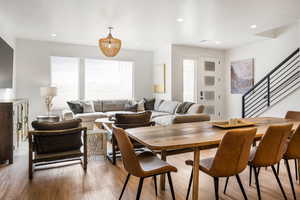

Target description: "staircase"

left=242, top=48, right=300, bottom=118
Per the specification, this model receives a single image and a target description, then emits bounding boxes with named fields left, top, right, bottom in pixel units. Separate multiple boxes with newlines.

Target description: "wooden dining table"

left=125, top=117, right=300, bottom=200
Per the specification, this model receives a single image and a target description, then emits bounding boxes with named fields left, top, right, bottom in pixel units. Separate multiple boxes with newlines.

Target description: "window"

left=183, top=59, right=196, bottom=102
left=85, top=59, right=133, bottom=100
left=51, top=56, right=79, bottom=109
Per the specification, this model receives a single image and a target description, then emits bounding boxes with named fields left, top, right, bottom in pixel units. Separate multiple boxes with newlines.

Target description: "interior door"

left=197, top=57, right=221, bottom=120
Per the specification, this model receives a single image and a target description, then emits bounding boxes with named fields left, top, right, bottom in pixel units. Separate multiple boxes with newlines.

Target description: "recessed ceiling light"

left=250, top=25, right=257, bottom=29
left=176, top=18, right=184, bottom=22
left=51, top=33, right=57, bottom=37
left=215, top=41, right=221, bottom=44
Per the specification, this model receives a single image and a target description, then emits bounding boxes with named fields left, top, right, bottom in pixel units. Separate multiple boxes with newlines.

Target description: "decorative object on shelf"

left=40, top=87, right=57, bottom=116
left=153, top=64, right=166, bottom=93
left=231, top=58, right=254, bottom=94
left=99, top=27, right=122, bottom=57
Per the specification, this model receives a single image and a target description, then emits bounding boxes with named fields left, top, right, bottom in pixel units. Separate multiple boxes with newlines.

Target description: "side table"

left=87, top=129, right=107, bottom=159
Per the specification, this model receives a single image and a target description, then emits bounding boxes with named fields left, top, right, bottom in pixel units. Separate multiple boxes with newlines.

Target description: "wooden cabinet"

left=0, top=99, right=28, bottom=164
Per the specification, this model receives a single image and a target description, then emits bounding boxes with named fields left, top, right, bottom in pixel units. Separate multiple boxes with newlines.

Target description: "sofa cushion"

left=75, top=112, right=107, bottom=122
left=157, top=100, right=180, bottom=114
left=143, top=98, right=155, bottom=110
left=93, top=100, right=103, bottom=112
left=187, top=104, right=205, bottom=114
left=102, top=100, right=130, bottom=112
left=151, top=111, right=170, bottom=119
left=67, top=101, right=83, bottom=114
left=124, top=103, right=138, bottom=112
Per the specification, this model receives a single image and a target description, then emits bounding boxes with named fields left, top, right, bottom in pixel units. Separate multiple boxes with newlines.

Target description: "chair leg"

left=186, top=170, right=193, bottom=200
left=253, top=166, right=261, bottom=200
left=271, top=165, right=287, bottom=200
left=112, top=136, right=117, bottom=165
left=136, top=177, right=144, bottom=200
left=223, top=177, right=229, bottom=194
left=167, top=172, right=176, bottom=200
left=285, top=159, right=296, bottom=200
left=153, top=175, right=158, bottom=197
left=277, top=161, right=280, bottom=175
left=236, top=174, right=248, bottom=200
left=295, top=159, right=298, bottom=181
left=214, top=177, right=219, bottom=200
left=249, top=165, right=252, bottom=186
left=119, top=174, right=131, bottom=200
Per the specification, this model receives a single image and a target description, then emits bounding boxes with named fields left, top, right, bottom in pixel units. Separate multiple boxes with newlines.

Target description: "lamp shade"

left=40, top=87, right=57, bottom=97
left=99, top=27, right=121, bottom=57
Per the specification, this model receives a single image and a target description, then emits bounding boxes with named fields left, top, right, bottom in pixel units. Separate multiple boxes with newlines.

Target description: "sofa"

left=62, top=99, right=210, bottom=129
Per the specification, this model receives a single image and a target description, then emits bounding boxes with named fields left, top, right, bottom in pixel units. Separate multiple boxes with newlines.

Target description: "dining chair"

left=277, top=111, right=300, bottom=181
left=113, top=126, right=178, bottom=200
left=185, top=128, right=257, bottom=200
left=225, top=123, right=293, bottom=200
left=279, top=124, right=300, bottom=200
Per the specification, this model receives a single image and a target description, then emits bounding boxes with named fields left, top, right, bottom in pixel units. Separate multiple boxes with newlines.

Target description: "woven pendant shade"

left=99, top=27, right=121, bottom=57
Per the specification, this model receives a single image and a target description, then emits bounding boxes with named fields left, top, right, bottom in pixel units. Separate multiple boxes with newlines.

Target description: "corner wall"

left=225, top=22, right=300, bottom=118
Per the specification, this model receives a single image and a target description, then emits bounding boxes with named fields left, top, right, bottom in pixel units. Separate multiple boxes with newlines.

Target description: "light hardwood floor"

left=0, top=144, right=299, bottom=200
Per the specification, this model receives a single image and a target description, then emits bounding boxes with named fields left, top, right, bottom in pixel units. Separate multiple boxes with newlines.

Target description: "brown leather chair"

left=225, top=123, right=293, bottom=200
left=29, top=119, right=87, bottom=179
left=113, top=126, right=177, bottom=200
left=108, top=111, right=155, bottom=164
left=281, top=124, right=300, bottom=200
left=185, top=128, right=257, bottom=200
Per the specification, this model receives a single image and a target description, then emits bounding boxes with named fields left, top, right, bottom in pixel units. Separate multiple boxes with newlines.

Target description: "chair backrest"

left=252, top=123, right=293, bottom=166
left=113, top=126, right=144, bottom=177
left=285, top=111, right=300, bottom=120
left=115, top=111, right=153, bottom=129
left=285, top=124, right=300, bottom=159
left=209, top=128, right=257, bottom=177
left=31, top=119, right=83, bottom=154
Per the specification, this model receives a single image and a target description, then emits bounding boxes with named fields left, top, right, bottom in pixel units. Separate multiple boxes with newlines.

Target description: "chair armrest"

left=172, top=114, right=210, bottom=124
left=62, top=109, right=74, bottom=120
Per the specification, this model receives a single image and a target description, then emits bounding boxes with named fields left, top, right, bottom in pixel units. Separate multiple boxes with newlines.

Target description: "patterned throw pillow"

left=82, top=101, right=95, bottom=113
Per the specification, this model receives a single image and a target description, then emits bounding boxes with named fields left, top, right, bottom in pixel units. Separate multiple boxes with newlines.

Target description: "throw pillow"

left=143, top=98, right=155, bottom=110
left=135, top=99, right=145, bottom=112
left=82, top=101, right=95, bottom=113
left=154, top=99, right=164, bottom=111
left=124, top=103, right=138, bottom=112
left=67, top=101, right=83, bottom=114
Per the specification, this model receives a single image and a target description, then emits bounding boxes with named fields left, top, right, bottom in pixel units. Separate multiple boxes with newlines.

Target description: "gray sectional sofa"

left=62, top=99, right=210, bottom=129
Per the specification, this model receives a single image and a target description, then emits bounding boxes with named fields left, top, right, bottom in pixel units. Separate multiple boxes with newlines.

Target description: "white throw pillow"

left=82, top=101, right=95, bottom=113
left=135, top=99, right=145, bottom=112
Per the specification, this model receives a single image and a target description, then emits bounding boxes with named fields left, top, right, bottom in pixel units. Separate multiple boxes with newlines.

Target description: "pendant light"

left=99, top=27, right=122, bottom=57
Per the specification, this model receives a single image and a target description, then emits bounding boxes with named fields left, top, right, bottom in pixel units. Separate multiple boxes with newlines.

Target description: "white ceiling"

left=0, top=0, right=300, bottom=51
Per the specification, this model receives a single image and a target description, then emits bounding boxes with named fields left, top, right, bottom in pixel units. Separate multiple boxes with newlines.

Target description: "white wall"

left=15, top=39, right=153, bottom=121
left=225, top=22, right=300, bottom=118
left=0, top=27, right=16, bottom=99
left=153, top=44, right=172, bottom=100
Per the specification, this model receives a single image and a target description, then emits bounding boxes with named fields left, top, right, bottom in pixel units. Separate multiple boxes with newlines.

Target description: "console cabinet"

left=0, top=99, right=28, bottom=164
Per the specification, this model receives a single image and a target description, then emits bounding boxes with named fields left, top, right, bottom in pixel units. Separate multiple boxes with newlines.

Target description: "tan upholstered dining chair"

left=113, top=126, right=177, bottom=200
left=280, top=124, right=300, bottom=200
left=185, top=128, right=257, bottom=200
left=225, top=123, right=293, bottom=200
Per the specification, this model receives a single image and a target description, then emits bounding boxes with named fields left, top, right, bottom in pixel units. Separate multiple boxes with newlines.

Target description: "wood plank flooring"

left=0, top=143, right=299, bottom=200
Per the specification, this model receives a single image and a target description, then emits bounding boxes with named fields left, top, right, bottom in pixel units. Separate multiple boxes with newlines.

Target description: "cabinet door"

left=0, top=104, right=13, bottom=163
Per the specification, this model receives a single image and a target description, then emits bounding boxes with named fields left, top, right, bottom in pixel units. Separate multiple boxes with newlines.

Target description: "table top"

left=126, top=117, right=300, bottom=151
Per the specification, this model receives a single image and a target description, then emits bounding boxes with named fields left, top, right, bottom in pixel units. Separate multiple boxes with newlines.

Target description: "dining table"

left=125, top=117, right=300, bottom=200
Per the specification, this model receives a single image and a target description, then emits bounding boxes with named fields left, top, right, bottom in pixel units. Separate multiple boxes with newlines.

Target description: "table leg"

left=192, top=148, right=200, bottom=200
left=160, top=150, right=167, bottom=190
